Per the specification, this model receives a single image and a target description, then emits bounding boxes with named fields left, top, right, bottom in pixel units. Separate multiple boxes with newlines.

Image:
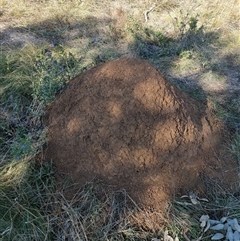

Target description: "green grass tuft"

left=0, top=160, right=55, bottom=241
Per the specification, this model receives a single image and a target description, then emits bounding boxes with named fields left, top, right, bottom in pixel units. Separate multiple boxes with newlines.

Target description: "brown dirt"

left=44, top=57, right=237, bottom=212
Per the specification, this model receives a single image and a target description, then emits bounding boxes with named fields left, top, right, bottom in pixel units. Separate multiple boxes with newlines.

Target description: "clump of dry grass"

left=45, top=182, right=170, bottom=240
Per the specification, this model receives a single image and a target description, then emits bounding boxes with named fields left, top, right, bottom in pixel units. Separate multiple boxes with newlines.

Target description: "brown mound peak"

left=44, top=57, right=237, bottom=211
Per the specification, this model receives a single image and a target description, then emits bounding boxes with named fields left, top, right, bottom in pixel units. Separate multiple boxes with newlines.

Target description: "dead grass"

left=45, top=182, right=171, bottom=240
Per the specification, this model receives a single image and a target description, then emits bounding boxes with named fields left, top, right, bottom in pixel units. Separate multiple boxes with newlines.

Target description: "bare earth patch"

left=0, top=23, right=45, bottom=47
left=44, top=57, right=238, bottom=213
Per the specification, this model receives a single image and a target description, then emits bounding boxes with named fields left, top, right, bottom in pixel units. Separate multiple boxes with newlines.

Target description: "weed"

left=174, top=11, right=202, bottom=38
left=0, top=43, right=82, bottom=164
left=127, top=17, right=170, bottom=48
left=126, top=16, right=171, bottom=58
left=4, top=45, right=81, bottom=103
left=10, top=131, right=33, bottom=159
left=32, top=46, right=80, bottom=103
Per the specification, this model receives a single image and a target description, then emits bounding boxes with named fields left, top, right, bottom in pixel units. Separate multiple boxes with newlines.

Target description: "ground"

left=44, top=57, right=238, bottom=213
left=0, top=0, right=239, bottom=239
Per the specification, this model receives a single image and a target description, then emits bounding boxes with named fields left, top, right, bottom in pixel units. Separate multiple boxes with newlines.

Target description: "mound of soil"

left=44, top=57, right=237, bottom=211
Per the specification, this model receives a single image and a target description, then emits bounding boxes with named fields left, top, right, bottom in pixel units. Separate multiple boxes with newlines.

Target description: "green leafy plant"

left=174, top=11, right=202, bottom=38
left=10, top=131, right=33, bottom=159
left=31, top=46, right=80, bottom=104
left=1, top=44, right=82, bottom=160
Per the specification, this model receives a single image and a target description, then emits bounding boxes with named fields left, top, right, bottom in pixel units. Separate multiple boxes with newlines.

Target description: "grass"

left=0, top=159, right=54, bottom=241
left=0, top=0, right=240, bottom=240
left=44, top=183, right=169, bottom=240
left=171, top=178, right=240, bottom=240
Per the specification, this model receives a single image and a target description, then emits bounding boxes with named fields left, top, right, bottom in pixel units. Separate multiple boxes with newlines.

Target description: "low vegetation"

left=0, top=0, right=239, bottom=240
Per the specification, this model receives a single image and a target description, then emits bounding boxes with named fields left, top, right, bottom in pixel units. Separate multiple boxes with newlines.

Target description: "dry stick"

left=144, top=3, right=157, bottom=22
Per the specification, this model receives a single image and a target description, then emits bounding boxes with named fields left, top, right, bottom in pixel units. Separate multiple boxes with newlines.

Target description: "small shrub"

left=31, top=46, right=81, bottom=104
left=174, top=11, right=202, bottom=39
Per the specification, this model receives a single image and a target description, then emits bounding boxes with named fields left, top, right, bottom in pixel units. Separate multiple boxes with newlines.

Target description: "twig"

left=144, top=3, right=157, bottom=22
